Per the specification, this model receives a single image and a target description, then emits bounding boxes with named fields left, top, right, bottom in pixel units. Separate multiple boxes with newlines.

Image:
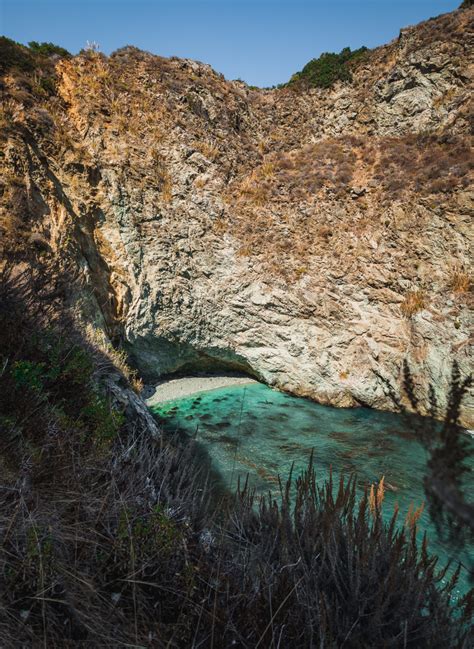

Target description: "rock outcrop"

left=1, top=6, right=473, bottom=424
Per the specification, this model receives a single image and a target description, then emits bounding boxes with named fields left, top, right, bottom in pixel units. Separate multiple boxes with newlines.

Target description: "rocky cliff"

left=1, top=5, right=473, bottom=424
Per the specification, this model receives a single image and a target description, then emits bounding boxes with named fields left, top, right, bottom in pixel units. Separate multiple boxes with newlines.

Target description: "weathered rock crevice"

left=126, top=334, right=261, bottom=383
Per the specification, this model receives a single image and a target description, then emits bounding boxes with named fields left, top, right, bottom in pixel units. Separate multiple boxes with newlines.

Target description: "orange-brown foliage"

left=401, top=291, right=426, bottom=318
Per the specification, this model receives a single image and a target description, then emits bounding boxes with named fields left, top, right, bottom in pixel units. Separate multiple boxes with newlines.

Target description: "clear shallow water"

left=151, top=382, right=473, bottom=596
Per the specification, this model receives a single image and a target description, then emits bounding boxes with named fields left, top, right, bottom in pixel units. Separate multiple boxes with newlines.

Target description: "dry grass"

left=222, top=128, right=472, bottom=279
left=85, top=324, right=143, bottom=394
left=404, top=6, right=470, bottom=55
left=405, top=502, right=425, bottom=530
left=294, top=265, right=308, bottom=278
left=401, top=290, right=426, bottom=318
left=234, top=139, right=356, bottom=206
left=237, top=172, right=270, bottom=205
left=160, top=173, right=173, bottom=203
left=195, top=140, right=220, bottom=161
left=369, top=476, right=386, bottom=515
left=257, top=138, right=268, bottom=155
left=450, top=268, right=472, bottom=294
left=260, top=161, right=275, bottom=178
left=194, top=175, right=208, bottom=189
left=375, top=133, right=472, bottom=197
left=0, top=98, right=20, bottom=131
left=213, top=217, right=227, bottom=234
left=235, top=133, right=472, bottom=213
left=0, top=167, right=30, bottom=254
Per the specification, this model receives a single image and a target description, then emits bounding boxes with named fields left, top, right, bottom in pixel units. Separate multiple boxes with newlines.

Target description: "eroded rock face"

left=2, top=6, right=473, bottom=424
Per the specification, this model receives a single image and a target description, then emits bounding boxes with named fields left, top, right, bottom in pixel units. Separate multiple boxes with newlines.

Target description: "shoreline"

left=144, top=379, right=474, bottom=438
left=145, top=374, right=258, bottom=406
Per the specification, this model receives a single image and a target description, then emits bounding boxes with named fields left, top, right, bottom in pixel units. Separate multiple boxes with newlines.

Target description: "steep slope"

left=1, top=5, right=473, bottom=424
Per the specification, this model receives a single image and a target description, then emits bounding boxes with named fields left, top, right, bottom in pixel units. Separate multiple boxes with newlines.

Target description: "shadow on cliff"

left=0, top=262, right=472, bottom=647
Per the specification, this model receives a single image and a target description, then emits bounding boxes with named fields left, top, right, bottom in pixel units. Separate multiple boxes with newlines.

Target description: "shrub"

left=288, top=46, right=368, bottom=89
left=35, top=75, right=56, bottom=95
left=0, top=265, right=125, bottom=470
left=161, top=174, right=173, bottom=202
left=0, top=38, right=70, bottom=75
left=85, top=324, right=143, bottom=393
left=376, top=133, right=472, bottom=197
left=401, top=290, right=426, bottom=317
left=450, top=269, right=472, bottom=294
left=195, top=140, right=220, bottom=161
left=27, top=41, right=71, bottom=58
left=0, top=36, right=35, bottom=73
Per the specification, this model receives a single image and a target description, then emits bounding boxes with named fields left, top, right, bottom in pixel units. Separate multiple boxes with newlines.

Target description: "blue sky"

left=0, top=0, right=461, bottom=87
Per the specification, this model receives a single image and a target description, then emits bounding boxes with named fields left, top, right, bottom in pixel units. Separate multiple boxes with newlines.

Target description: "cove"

left=150, top=381, right=473, bottom=596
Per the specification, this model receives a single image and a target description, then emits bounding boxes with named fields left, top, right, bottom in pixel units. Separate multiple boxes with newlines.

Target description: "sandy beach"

left=145, top=375, right=258, bottom=406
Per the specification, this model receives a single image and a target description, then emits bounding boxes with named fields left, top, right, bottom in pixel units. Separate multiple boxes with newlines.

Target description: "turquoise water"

left=151, top=381, right=473, bottom=595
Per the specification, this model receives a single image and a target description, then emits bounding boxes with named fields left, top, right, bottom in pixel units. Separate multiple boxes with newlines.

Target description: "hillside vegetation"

left=288, top=46, right=368, bottom=88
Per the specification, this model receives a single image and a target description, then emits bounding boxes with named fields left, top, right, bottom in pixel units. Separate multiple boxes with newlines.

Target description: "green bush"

left=288, top=46, right=368, bottom=89
left=0, top=37, right=69, bottom=76
left=0, top=266, right=124, bottom=469
left=0, top=36, right=35, bottom=73
left=36, top=75, right=56, bottom=95
left=80, top=393, right=124, bottom=444
left=27, top=40, right=71, bottom=58
left=12, top=360, right=47, bottom=392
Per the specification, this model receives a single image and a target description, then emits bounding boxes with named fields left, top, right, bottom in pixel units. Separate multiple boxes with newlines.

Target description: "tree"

left=27, top=41, right=71, bottom=58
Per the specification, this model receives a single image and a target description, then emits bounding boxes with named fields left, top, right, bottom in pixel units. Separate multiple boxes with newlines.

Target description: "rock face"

left=1, top=6, right=473, bottom=425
